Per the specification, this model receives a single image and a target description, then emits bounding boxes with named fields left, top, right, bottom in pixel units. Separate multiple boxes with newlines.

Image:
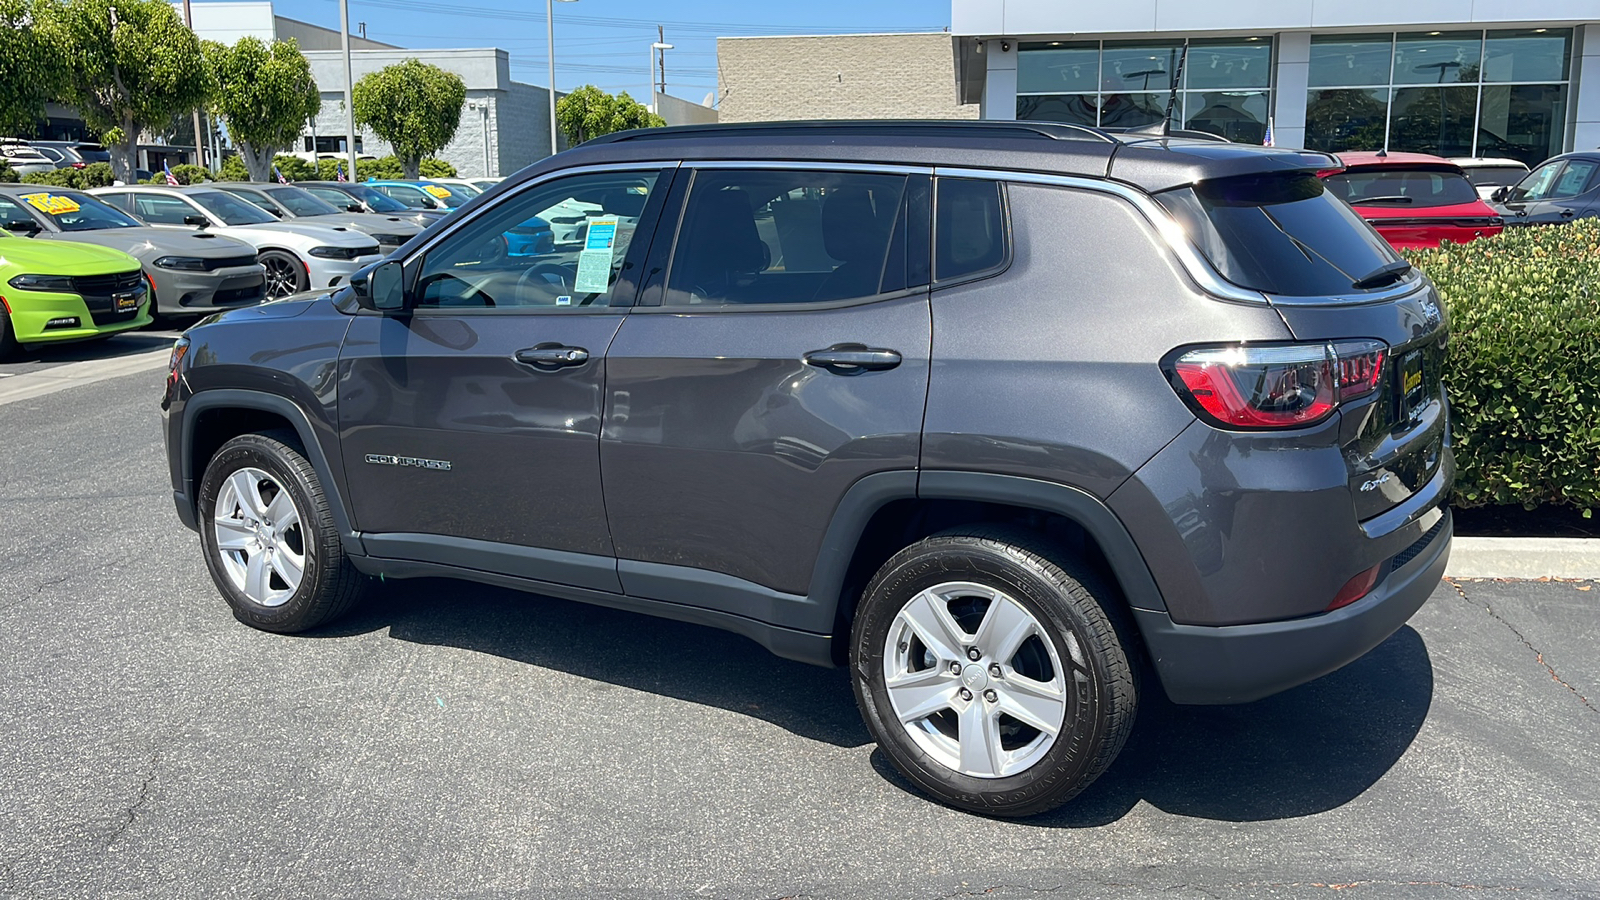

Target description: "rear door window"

left=1156, top=172, right=1402, bottom=297
left=1323, top=168, right=1480, bottom=208
left=663, top=169, right=914, bottom=306
left=1552, top=160, right=1598, bottom=198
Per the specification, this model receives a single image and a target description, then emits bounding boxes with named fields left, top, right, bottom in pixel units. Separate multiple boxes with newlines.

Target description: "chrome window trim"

left=685, top=160, right=936, bottom=176
left=934, top=166, right=1269, bottom=305
left=401, top=160, right=684, bottom=262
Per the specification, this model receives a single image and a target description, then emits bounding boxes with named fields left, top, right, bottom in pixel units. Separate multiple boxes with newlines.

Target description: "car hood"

left=0, top=234, right=139, bottom=274
left=214, top=220, right=379, bottom=247
left=299, top=212, right=423, bottom=235
left=40, top=227, right=256, bottom=260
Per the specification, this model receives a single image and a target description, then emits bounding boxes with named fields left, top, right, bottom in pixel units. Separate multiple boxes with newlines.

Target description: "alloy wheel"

left=261, top=255, right=301, bottom=300
left=882, top=581, right=1075, bottom=778
left=211, top=467, right=306, bottom=607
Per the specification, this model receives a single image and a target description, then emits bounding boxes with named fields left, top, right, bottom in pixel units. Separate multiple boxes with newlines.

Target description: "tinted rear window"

left=1323, top=168, right=1480, bottom=208
left=1157, top=172, right=1401, bottom=297
left=1462, top=166, right=1526, bottom=188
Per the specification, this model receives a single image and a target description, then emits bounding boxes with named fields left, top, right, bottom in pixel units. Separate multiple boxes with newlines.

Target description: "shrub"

left=145, top=163, right=213, bottom=184
left=217, top=154, right=250, bottom=181
left=19, top=162, right=116, bottom=189
left=304, top=155, right=449, bottom=182
left=0, top=161, right=16, bottom=183
left=418, top=157, right=457, bottom=178
left=1403, top=221, right=1600, bottom=516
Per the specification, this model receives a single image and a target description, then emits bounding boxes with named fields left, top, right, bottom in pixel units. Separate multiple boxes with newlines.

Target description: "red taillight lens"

left=1169, top=340, right=1387, bottom=430
left=1327, top=563, right=1383, bottom=611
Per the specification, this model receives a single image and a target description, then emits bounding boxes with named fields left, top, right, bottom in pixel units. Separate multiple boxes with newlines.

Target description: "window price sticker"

left=20, top=193, right=80, bottom=215
left=573, top=217, right=620, bottom=293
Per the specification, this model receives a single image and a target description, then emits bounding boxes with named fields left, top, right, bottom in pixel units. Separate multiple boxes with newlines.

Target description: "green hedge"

left=20, top=162, right=115, bottom=189
left=1403, top=220, right=1600, bottom=516
left=0, top=161, right=16, bottom=184
left=214, top=154, right=457, bottom=183
left=145, top=163, right=213, bottom=185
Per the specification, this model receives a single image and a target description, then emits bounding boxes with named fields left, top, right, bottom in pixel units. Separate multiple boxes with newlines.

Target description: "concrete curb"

left=1447, top=537, right=1600, bottom=579
left=0, top=349, right=170, bottom=408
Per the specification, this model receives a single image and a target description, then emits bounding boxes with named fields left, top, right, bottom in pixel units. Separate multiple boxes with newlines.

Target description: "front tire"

left=0, top=312, right=20, bottom=361
left=258, top=250, right=308, bottom=300
left=198, top=431, right=366, bottom=632
left=851, top=526, right=1138, bottom=817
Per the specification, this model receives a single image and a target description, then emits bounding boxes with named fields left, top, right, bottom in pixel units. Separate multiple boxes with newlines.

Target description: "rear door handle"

left=803, top=343, right=902, bottom=373
left=515, top=344, right=589, bottom=369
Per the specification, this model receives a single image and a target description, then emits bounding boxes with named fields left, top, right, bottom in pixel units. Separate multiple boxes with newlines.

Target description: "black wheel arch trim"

left=177, top=389, right=364, bottom=556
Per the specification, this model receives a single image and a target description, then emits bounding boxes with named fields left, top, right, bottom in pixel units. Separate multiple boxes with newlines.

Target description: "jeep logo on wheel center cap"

left=960, top=664, right=989, bottom=691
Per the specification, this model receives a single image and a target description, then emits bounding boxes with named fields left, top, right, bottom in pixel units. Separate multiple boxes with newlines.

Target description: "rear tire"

left=198, top=431, right=367, bottom=632
left=851, top=525, right=1138, bottom=817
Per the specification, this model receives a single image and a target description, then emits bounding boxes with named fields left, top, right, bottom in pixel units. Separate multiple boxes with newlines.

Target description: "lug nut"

left=949, top=661, right=962, bottom=675
left=898, top=641, right=908, bottom=653
left=967, top=648, right=982, bottom=661
left=959, top=688, right=973, bottom=701
left=984, top=689, right=998, bottom=703
left=989, top=664, right=1002, bottom=679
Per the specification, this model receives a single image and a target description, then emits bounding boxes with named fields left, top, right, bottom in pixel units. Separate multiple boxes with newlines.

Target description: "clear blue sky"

left=242, top=0, right=952, bottom=106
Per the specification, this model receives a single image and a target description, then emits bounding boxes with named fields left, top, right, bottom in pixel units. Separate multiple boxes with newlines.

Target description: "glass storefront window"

left=1101, top=42, right=1182, bottom=93
left=1305, top=29, right=1571, bottom=166
left=1389, top=86, right=1478, bottom=157
left=1016, top=42, right=1101, bottom=94
left=1392, top=32, right=1481, bottom=85
left=1308, top=35, right=1393, bottom=87
left=1478, top=84, right=1567, bottom=164
left=1186, top=40, right=1272, bottom=90
left=1185, top=90, right=1270, bottom=143
left=1483, top=30, right=1572, bottom=83
left=1016, top=94, right=1101, bottom=126
left=1305, top=89, right=1389, bottom=152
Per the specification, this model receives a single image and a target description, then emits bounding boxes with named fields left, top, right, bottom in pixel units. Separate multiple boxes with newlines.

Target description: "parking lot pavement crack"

left=1445, top=578, right=1597, bottom=716
left=106, top=754, right=160, bottom=847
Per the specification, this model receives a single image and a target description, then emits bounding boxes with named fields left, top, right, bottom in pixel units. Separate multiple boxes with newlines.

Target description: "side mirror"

left=1491, top=186, right=1509, bottom=202
left=183, top=214, right=209, bottom=228
left=352, top=259, right=407, bottom=312
left=3, top=220, right=39, bottom=234
left=347, top=203, right=364, bottom=213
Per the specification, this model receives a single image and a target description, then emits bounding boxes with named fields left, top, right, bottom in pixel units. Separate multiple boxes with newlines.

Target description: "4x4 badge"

left=365, top=453, right=452, bottom=471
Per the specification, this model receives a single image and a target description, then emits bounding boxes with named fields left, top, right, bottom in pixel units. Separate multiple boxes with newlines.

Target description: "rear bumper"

left=1135, top=507, right=1450, bottom=705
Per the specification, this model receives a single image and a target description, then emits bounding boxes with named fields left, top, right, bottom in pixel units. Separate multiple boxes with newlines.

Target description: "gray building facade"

left=717, top=33, right=978, bottom=123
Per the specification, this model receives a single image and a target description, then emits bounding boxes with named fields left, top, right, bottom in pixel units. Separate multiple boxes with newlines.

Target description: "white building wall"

left=1272, top=32, right=1312, bottom=150
left=953, top=0, right=1600, bottom=35
left=1574, top=25, right=1600, bottom=151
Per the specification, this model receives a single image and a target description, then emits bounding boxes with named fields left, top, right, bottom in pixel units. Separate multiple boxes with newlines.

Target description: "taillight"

left=166, top=335, right=190, bottom=398
left=1327, top=563, right=1383, bottom=611
left=1166, top=340, right=1387, bottom=430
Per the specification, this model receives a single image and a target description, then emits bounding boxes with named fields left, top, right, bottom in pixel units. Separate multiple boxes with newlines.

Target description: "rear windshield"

left=1157, top=172, right=1401, bottom=297
left=77, top=146, right=111, bottom=163
left=1461, top=166, right=1527, bottom=188
left=1323, top=168, right=1481, bottom=208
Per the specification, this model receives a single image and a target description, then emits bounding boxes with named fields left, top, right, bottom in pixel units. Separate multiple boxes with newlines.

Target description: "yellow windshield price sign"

left=20, top=193, right=81, bottom=215
left=422, top=185, right=452, bottom=199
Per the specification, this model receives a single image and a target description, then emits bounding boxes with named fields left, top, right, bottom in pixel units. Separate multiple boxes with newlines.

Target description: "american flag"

left=336, top=162, right=347, bottom=182
left=1263, top=117, right=1275, bottom=148
left=163, top=161, right=180, bottom=186
left=274, top=165, right=288, bottom=184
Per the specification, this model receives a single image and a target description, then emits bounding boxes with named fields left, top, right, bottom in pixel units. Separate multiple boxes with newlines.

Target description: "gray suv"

left=162, top=121, right=1452, bottom=817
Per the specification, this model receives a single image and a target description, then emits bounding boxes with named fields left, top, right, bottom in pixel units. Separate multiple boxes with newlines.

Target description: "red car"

left=1319, top=151, right=1504, bottom=250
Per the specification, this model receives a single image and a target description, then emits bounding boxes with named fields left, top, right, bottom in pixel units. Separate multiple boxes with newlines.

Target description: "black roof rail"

left=583, top=119, right=1119, bottom=146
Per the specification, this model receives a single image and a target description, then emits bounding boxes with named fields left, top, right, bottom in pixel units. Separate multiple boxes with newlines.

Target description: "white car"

left=216, top=183, right=424, bottom=255
left=91, top=184, right=382, bottom=300
left=428, top=178, right=486, bottom=196
left=1, top=141, right=58, bottom=178
left=1449, top=157, right=1532, bottom=201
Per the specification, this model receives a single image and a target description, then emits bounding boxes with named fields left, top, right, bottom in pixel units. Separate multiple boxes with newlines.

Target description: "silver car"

left=90, top=184, right=381, bottom=300
left=0, top=185, right=265, bottom=317
left=1, top=141, right=57, bottom=179
left=216, top=183, right=422, bottom=255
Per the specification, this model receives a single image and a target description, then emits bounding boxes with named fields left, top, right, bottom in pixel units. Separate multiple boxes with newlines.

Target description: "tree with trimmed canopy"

left=205, top=36, right=322, bottom=183
left=351, top=59, right=466, bottom=180
left=0, top=0, right=67, bottom=137
left=556, top=85, right=665, bottom=146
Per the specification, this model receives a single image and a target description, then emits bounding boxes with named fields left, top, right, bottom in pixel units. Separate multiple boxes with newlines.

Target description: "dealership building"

left=951, top=0, right=1600, bottom=164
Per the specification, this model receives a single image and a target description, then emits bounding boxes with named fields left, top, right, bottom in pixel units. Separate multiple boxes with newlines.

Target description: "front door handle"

left=1560, top=209, right=1576, bottom=218
left=515, top=344, right=590, bottom=369
left=803, top=343, right=902, bottom=373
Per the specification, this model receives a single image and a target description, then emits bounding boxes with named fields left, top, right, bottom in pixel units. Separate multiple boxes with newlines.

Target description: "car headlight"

left=7, top=273, right=75, bottom=292
left=153, top=256, right=208, bottom=271
left=308, top=245, right=373, bottom=260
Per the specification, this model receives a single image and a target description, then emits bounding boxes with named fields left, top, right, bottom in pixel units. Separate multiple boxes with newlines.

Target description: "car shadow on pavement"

left=872, top=625, right=1434, bottom=825
left=314, top=577, right=873, bottom=748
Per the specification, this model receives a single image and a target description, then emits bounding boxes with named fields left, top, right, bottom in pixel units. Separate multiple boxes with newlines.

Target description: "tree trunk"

left=240, top=144, right=277, bottom=182
left=402, top=155, right=420, bottom=180
left=110, top=114, right=139, bottom=184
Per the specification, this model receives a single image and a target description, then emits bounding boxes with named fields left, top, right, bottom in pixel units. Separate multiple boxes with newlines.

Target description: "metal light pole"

left=547, top=0, right=578, bottom=156
left=340, top=0, right=358, bottom=179
left=181, top=0, right=205, bottom=169
left=650, top=39, right=673, bottom=112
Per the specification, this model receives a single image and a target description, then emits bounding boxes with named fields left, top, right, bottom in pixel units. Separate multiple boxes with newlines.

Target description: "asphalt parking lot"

left=1, top=363, right=1597, bottom=900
